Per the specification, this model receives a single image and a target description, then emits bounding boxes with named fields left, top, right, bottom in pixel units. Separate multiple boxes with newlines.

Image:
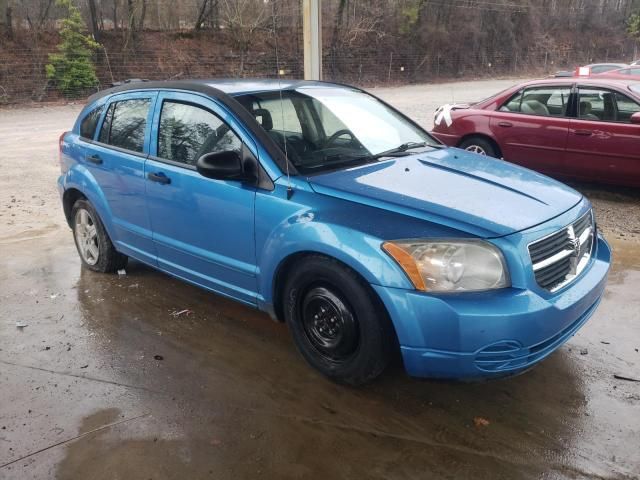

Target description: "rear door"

left=489, top=85, right=572, bottom=176
left=84, top=92, right=157, bottom=264
left=566, top=86, right=640, bottom=186
left=144, top=91, right=259, bottom=304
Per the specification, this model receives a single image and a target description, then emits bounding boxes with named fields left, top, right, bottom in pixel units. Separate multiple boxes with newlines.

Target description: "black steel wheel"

left=300, top=286, right=360, bottom=362
left=283, top=255, right=394, bottom=385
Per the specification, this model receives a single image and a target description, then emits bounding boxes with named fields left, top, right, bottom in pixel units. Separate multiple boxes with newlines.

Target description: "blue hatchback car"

left=58, top=79, right=611, bottom=385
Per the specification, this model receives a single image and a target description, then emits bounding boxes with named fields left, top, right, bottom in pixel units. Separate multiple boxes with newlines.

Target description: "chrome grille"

left=528, top=210, right=595, bottom=292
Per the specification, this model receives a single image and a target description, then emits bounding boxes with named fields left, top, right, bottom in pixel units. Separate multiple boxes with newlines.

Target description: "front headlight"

left=382, top=240, right=510, bottom=292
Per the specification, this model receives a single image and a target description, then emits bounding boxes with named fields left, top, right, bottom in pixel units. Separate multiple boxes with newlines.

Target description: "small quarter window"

left=158, top=101, right=242, bottom=166
left=98, top=98, right=150, bottom=153
left=80, top=106, right=104, bottom=140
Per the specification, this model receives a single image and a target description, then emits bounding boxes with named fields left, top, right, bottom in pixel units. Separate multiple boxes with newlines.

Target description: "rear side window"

left=80, top=106, right=104, bottom=140
left=158, top=101, right=242, bottom=166
left=578, top=88, right=640, bottom=123
left=98, top=98, right=150, bottom=153
left=500, top=86, right=571, bottom=117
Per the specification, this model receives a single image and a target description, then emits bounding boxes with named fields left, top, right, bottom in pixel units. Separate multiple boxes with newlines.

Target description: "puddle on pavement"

left=1, top=233, right=639, bottom=479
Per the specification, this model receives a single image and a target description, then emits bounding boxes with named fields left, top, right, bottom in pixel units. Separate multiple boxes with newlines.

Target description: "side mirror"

left=196, top=147, right=258, bottom=183
left=631, top=112, right=640, bottom=125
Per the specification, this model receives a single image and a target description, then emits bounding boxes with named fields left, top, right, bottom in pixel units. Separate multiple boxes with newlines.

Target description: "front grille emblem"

left=528, top=209, right=594, bottom=292
left=567, top=226, right=580, bottom=274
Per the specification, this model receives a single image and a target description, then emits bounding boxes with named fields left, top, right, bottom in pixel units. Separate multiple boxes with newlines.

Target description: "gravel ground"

left=1, top=78, right=639, bottom=244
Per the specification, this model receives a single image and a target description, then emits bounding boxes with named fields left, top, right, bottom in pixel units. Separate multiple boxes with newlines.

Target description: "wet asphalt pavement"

left=1, top=227, right=640, bottom=479
left=1, top=82, right=640, bottom=479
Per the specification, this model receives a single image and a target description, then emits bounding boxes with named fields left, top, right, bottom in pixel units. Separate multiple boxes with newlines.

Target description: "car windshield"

left=235, top=87, right=440, bottom=174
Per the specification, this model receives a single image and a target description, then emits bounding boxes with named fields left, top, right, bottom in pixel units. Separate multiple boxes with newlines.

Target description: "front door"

left=144, top=92, right=258, bottom=304
left=566, top=86, right=640, bottom=186
left=490, top=85, right=572, bottom=176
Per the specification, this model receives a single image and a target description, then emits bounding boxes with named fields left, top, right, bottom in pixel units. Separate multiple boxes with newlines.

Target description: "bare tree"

left=220, top=0, right=268, bottom=74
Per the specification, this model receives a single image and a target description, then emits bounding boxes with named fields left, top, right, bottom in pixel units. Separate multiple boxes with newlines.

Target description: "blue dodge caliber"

left=58, top=80, right=611, bottom=385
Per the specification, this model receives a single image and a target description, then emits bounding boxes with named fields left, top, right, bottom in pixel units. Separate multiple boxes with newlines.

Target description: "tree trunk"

left=37, top=0, right=54, bottom=29
left=88, top=0, right=101, bottom=42
left=113, top=0, right=118, bottom=31
left=330, top=0, right=348, bottom=75
left=0, top=0, right=6, bottom=31
left=195, top=0, right=209, bottom=30
left=137, top=0, right=146, bottom=31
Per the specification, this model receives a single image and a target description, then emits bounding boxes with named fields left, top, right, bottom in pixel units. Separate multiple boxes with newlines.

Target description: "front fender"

left=255, top=184, right=416, bottom=307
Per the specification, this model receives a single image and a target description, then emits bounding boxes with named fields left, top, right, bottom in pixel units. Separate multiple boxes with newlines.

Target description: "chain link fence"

left=0, top=38, right=637, bottom=104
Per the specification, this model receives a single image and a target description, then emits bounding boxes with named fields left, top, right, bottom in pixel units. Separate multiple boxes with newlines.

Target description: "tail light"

left=58, top=131, right=68, bottom=168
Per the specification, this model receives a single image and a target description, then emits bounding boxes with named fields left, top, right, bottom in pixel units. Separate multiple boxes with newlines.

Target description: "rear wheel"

left=459, top=136, right=498, bottom=157
left=283, top=255, right=393, bottom=385
left=71, top=199, right=127, bottom=273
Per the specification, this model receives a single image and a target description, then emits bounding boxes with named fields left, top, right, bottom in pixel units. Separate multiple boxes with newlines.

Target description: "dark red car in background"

left=594, top=66, right=640, bottom=80
left=431, top=78, right=640, bottom=187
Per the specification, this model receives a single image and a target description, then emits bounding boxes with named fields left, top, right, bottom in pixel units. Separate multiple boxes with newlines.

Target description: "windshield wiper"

left=370, top=141, right=443, bottom=160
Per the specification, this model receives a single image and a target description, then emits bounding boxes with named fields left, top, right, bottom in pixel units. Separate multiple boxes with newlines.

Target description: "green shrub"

left=46, top=0, right=100, bottom=97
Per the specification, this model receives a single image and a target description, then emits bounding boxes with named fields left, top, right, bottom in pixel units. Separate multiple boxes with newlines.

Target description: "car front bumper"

left=430, top=131, right=462, bottom=147
left=372, top=234, right=611, bottom=379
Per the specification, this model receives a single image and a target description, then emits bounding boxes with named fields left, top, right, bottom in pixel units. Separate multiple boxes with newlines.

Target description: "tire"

left=283, top=255, right=394, bottom=386
left=71, top=199, right=128, bottom=273
left=459, top=136, right=498, bottom=157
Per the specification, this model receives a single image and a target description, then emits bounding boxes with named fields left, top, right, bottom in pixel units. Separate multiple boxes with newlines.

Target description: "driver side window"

left=158, top=101, right=242, bottom=166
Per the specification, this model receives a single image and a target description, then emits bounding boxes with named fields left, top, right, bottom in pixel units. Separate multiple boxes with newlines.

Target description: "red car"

left=594, top=66, right=640, bottom=80
left=431, top=78, right=640, bottom=187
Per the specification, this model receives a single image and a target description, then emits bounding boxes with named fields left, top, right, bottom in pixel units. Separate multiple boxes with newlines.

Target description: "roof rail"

left=109, top=78, right=150, bottom=88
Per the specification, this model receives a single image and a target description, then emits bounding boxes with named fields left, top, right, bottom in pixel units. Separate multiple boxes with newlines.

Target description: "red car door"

left=489, top=85, right=572, bottom=176
left=566, top=86, right=640, bottom=186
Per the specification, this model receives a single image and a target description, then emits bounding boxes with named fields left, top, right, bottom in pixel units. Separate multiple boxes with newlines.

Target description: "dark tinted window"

left=158, top=101, right=242, bottom=166
left=500, top=86, right=571, bottom=117
left=80, top=106, right=104, bottom=139
left=98, top=99, right=150, bottom=153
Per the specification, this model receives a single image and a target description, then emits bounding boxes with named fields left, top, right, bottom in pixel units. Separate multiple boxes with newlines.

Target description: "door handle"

left=497, top=121, right=513, bottom=128
left=148, top=172, right=171, bottom=185
left=574, top=129, right=592, bottom=136
left=86, top=154, right=103, bottom=165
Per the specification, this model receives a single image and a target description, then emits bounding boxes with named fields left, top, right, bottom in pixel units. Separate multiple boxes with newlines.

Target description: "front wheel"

left=71, top=199, right=128, bottom=273
left=459, top=136, right=498, bottom=157
left=283, top=255, right=394, bottom=386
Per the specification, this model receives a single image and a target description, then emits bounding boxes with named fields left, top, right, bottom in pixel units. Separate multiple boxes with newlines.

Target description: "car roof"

left=585, top=63, right=628, bottom=68
left=518, top=77, right=640, bottom=90
left=87, top=78, right=356, bottom=103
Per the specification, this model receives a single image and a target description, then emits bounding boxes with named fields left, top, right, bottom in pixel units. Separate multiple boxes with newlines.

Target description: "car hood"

left=308, top=148, right=583, bottom=238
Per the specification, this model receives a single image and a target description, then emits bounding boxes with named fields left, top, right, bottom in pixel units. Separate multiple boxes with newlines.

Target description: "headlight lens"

left=382, top=240, right=509, bottom=292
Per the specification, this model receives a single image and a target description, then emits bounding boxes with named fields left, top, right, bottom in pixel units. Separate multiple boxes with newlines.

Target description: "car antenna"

left=271, top=1, right=293, bottom=200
